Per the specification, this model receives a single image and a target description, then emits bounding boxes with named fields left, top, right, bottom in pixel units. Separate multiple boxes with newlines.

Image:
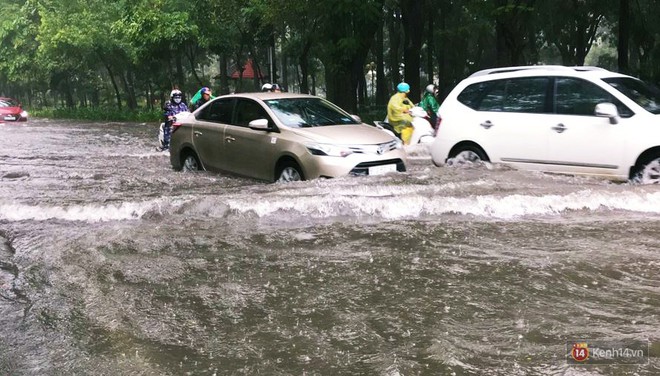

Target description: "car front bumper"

left=301, top=149, right=408, bottom=179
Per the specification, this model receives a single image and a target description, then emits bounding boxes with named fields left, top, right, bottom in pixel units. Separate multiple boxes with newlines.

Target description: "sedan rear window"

left=264, top=98, right=358, bottom=127
left=603, top=77, right=660, bottom=115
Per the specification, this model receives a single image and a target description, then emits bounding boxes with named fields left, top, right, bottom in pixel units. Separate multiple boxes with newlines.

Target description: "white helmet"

left=425, top=84, right=436, bottom=94
left=261, top=83, right=273, bottom=92
left=170, top=89, right=182, bottom=104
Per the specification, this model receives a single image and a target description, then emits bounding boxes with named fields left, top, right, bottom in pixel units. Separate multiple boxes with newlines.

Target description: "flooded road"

left=1, top=119, right=659, bottom=375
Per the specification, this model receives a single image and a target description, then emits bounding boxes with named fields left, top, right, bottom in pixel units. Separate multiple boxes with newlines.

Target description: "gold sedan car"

left=170, top=92, right=407, bottom=182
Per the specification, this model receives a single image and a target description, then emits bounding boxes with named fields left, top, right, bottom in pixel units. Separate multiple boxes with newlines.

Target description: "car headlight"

left=20, top=110, right=28, bottom=118
left=305, top=143, right=353, bottom=157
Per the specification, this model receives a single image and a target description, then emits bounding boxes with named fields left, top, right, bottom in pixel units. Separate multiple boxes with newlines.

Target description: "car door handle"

left=552, top=124, right=566, bottom=133
left=225, top=136, right=236, bottom=142
left=480, top=121, right=493, bottom=129
left=193, top=131, right=203, bottom=137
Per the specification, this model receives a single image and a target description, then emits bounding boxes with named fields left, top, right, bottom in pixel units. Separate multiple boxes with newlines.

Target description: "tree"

left=400, top=0, right=424, bottom=102
left=0, top=0, right=45, bottom=104
left=315, top=0, right=385, bottom=112
left=493, top=0, right=537, bottom=67
left=537, top=0, right=607, bottom=66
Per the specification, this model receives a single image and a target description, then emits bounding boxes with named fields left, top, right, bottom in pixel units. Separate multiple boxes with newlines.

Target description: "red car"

left=0, top=97, right=28, bottom=122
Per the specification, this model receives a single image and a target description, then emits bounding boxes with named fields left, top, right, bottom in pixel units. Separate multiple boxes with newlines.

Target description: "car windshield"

left=0, top=98, right=19, bottom=107
left=264, top=98, right=359, bottom=127
left=603, top=77, right=660, bottom=114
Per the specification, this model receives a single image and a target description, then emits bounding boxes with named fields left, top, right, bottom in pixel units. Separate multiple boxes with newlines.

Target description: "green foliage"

left=1, top=0, right=660, bottom=115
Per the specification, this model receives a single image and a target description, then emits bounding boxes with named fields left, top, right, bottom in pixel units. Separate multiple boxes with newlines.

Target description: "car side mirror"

left=248, top=118, right=271, bottom=130
left=594, top=103, right=620, bottom=124
left=351, top=115, right=362, bottom=123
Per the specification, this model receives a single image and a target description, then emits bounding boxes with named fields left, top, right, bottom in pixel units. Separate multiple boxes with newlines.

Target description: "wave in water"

left=223, top=189, right=660, bottom=220
left=1, top=189, right=659, bottom=223
left=0, top=198, right=188, bottom=222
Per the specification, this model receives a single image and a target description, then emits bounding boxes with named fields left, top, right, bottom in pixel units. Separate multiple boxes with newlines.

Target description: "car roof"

left=215, top=92, right=319, bottom=101
left=467, top=65, right=631, bottom=81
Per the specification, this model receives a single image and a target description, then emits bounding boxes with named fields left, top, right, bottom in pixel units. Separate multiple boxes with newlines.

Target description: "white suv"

left=430, top=65, right=660, bottom=183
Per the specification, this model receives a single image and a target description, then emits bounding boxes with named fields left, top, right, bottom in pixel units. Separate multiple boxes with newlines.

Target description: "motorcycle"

left=373, top=106, right=435, bottom=145
left=157, top=111, right=191, bottom=151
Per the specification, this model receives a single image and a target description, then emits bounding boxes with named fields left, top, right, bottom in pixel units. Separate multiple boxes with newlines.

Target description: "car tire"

left=449, top=145, right=489, bottom=164
left=633, top=156, right=660, bottom=184
left=182, top=151, right=202, bottom=172
left=276, top=162, right=304, bottom=183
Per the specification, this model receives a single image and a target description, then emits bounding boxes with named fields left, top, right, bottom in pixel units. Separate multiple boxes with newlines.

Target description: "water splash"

left=0, top=198, right=190, bottom=222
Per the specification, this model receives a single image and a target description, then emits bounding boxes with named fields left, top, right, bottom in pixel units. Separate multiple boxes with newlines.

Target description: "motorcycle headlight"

left=305, top=143, right=353, bottom=157
left=394, top=138, right=403, bottom=149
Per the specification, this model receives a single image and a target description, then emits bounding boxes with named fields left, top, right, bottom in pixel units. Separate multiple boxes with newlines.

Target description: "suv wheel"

left=633, top=156, right=660, bottom=184
left=448, top=145, right=488, bottom=165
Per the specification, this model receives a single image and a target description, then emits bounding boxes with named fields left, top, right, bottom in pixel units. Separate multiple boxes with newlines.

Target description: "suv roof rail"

left=572, top=66, right=609, bottom=72
left=469, top=65, right=609, bottom=78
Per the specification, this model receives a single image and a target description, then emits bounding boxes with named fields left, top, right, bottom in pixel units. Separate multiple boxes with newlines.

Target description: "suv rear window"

left=457, top=77, right=549, bottom=113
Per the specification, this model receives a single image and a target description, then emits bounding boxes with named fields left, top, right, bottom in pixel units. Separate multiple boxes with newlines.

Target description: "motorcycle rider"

left=159, top=89, right=188, bottom=151
left=419, top=84, right=440, bottom=131
left=387, top=82, right=414, bottom=144
left=189, top=86, right=213, bottom=112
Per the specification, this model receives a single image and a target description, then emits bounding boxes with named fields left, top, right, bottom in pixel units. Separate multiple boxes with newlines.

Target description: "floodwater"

left=0, top=119, right=659, bottom=375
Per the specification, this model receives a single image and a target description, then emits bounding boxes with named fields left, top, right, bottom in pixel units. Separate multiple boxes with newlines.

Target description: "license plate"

left=4, top=115, right=16, bottom=121
left=368, top=164, right=397, bottom=175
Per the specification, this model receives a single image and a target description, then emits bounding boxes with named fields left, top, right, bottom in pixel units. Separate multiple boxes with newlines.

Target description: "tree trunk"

left=175, top=50, right=185, bottom=90
left=375, top=21, right=387, bottom=106
left=357, top=69, right=367, bottom=109
left=495, top=23, right=507, bottom=66
left=387, top=7, right=402, bottom=90
left=311, top=70, right=316, bottom=96
left=618, top=0, right=630, bottom=73
left=325, top=65, right=354, bottom=111
left=282, top=54, right=289, bottom=92
left=251, top=50, right=264, bottom=91
left=269, top=32, right=278, bottom=83
left=120, top=70, right=137, bottom=111
left=436, top=3, right=447, bottom=97
left=426, top=1, right=435, bottom=84
left=185, top=44, right=204, bottom=86
left=401, top=0, right=424, bottom=103
left=103, top=63, right=121, bottom=110
left=64, top=76, right=74, bottom=109
left=299, top=55, right=309, bottom=94
left=219, top=54, right=229, bottom=95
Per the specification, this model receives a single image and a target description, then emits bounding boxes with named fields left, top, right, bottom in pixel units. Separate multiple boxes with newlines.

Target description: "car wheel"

left=277, top=162, right=304, bottom=183
left=448, top=145, right=488, bottom=165
left=182, top=152, right=201, bottom=172
left=633, top=156, right=660, bottom=184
